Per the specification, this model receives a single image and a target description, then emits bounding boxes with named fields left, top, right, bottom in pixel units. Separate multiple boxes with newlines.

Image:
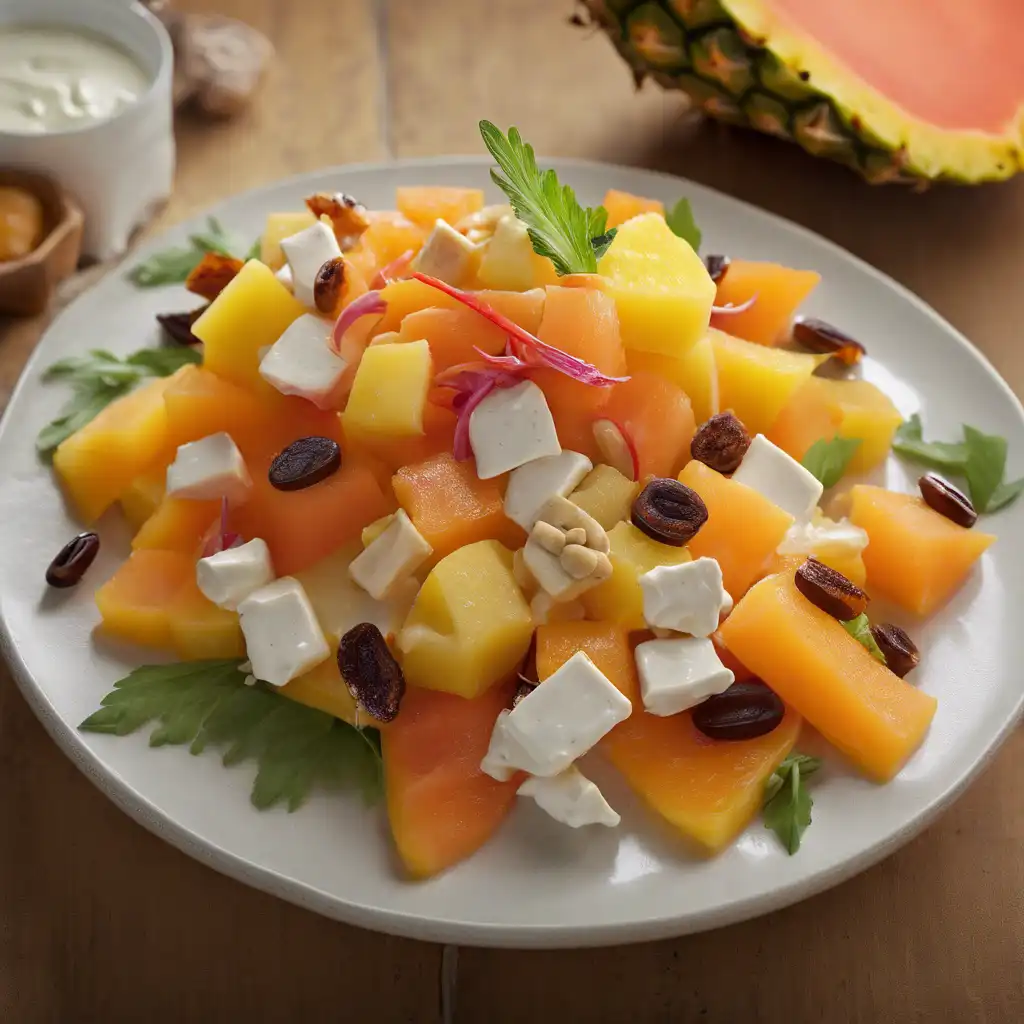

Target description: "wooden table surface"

left=2, top=2, right=1024, bottom=1021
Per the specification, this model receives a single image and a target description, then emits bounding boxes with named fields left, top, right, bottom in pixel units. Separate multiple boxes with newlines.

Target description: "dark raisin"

left=919, top=473, right=977, bottom=528
left=794, top=557, right=869, bottom=621
left=704, top=254, right=730, bottom=285
left=792, top=317, right=865, bottom=366
left=313, top=256, right=347, bottom=315
left=692, top=681, right=784, bottom=740
left=46, top=532, right=100, bottom=588
left=268, top=437, right=341, bottom=491
left=156, top=305, right=207, bottom=345
left=338, top=622, right=405, bottom=722
left=631, top=478, right=708, bottom=546
left=871, top=623, right=920, bottom=678
left=690, top=412, right=751, bottom=474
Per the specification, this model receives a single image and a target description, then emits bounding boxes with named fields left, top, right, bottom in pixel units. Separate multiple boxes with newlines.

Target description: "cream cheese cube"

left=196, top=538, right=275, bottom=611
left=469, top=380, right=561, bottom=479
left=504, top=450, right=593, bottom=531
left=280, top=221, right=341, bottom=307
left=166, top=432, right=251, bottom=504
left=237, top=577, right=330, bottom=687
left=777, top=515, right=869, bottom=557
left=640, top=557, right=732, bottom=637
left=275, top=264, right=294, bottom=291
left=259, top=313, right=347, bottom=408
left=348, top=509, right=432, bottom=600
left=518, top=766, right=620, bottom=828
left=410, top=218, right=477, bottom=286
left=634, top=637, right=734, bottom=717
left=731, top=434, right=823, bottom=521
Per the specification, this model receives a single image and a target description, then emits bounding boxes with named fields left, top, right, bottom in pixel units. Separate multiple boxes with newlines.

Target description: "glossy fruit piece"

left=260, top=210, right=317, bottom=270
left=119, top=468, right=166, bottom=531
left=131, top=497, right=220, bottom=555
left=849, top=485, right=995, bottom=615
left=710, top=260, right=821, bottom=346
left=345, top=401, right=457, bottom=473
left=532, top=286, right=626, bottom=456
left=602, top=189, right=664, bottom=228
left=280, top=648, right=378, bottom=729
left=712, top=632, right=755, bottom=683
left=395, top=186, right=485, bottom=229
left=569, top=464, right=639, bottom=530
left=162, top=365, right=268, bottom=453
left=627, top=332, right=720, bottom=425
left=393, top=451, right=522, bottom=566
left=170, top=575, right=246, bottom=659
left=720, top=571, right=937, bottom=781
left=765, top=550, right=867, bottom=590
left=383, top=680, right=521, bottom=878
left=192, top=260, right=306, bottom=395
left=346, top=211, right=427, bottom=281
left=709, top=328, right=827, bottom=435
left=53, top=369, right=188, bottom=524
left=769, top=376, right=904, bottom=473
left=341, top=339, right=433, bottom=440
left=399, top=541, right=533, bottom=699
left=678, top=460, right=795, bottom=597
left=535, top=622, right=801, bottom=853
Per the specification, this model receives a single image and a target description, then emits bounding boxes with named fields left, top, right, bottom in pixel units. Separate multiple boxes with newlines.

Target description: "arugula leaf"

left=244, top=237, right=263, bottom=262
left=128, top=216, right=246, bottom=287
left=665, top=197, right=701, bottom=251
left=763, top=752, right=822, bottom=854
left=892, top=415, right=968, bottom=472
left=80, top=660, right=382, bottom=811
left=842, top=614, right=886, bottom=663
left=479, top=120, right=614, bottom=275
left=963, top=425, right=1007, bottom=513
left=987, top=477, right=1024, bottom=513
left=801, top=434, right=862, bottom=488
left=36, top=346, right=201, bottom=458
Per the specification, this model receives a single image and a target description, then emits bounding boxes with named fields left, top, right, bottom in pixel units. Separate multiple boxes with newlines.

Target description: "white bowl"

left=0, top=0, right=174, bottom=260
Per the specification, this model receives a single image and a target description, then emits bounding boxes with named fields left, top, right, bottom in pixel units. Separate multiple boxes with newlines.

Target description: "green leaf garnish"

left=842, top=613, right=885, bottom=663
left=763, top=752, right=822, bottom=855
left=801, top=434, right=862, bottom=488
left=892, top=415, right=968, bottom=472
left=128, top=216, right=247, bottom=287
left=665, top=197, right=701, bottom=251
left=479, top=120, right=614, bottom=275
left=245, top=236, right=263, bottom=262
left=987, top=477, right=1024, bottom=512
left=962, top=425, right=1007, bottom=513
left=36, top=346, right=201, bottom=459
left=80, top=660, right=382, bottom=811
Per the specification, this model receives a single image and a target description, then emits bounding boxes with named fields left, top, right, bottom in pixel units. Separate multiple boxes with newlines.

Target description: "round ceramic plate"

left=1, top=158, right=1022, bottom=948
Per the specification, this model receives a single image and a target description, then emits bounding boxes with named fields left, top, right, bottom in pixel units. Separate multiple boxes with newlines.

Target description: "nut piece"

left=690, top=412, right=751, bottom=475
left=563, top=527, right=587, bottom=547
left=704, top=254, right=730, bottom=285
left=561, top=544, right=599, bottom=579
left=523, top=497, right=613, bottom=601
left=455, top=203, right=513, bottom=245
left=871, top=623, right=920, bottom=678
left=306, top=191, right=370, bottom=249
left=533, top=521, right=566, bottom=556
left=591, top=551, right=613, bottom=581
left=919, top=473, right=977, bottom=528
left=593, top=419, right=636, bottom=481
left=185, top=251, right=244, bottom=301
left=792, top=317, right=865, bottom=366
left=794, top=557, right=869, bottom=621
left=536, top=495, right=610, bottom=554
left=692, top=681, right=784, bottom=740
left=631, top=479, right=708, bottom=546
left=338, top=622, right=406, bottom=722
left=313, top=255, right=351, bottom=317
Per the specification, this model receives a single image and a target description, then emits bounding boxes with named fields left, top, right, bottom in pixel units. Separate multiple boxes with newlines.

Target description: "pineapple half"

left=579, top=0, right=1024, bottom=184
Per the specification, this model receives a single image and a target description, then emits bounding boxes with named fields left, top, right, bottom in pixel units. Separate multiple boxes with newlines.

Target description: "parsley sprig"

left=764, top=752, right=822, bottom=854
left=80, top=660, right=383, bottom=811
left=128, top=216, right=256, bottom=287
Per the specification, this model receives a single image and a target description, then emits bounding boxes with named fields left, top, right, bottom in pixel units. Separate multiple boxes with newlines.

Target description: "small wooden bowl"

left=0, top=169, right=84, bottom=317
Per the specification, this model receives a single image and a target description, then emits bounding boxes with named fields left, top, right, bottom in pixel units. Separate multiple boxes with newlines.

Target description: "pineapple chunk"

left=582, top=522, right=691, bottom=628
left=569, top=465, right=638, bottom=530
left=474, top=215, right=560, bottom=291
left=628, top=333, right=720, bottom=425
left=342, top=339, right=433, bottom=439
left=398, top=540, right=533, bottom=698
left=597, top=213, right=716, bottom=358
left=410, top=219, right=476, bottom=286
left=261, top=211, right=318, bottom=270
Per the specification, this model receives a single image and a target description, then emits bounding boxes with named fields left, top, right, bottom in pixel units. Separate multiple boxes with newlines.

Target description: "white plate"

left=1, top=158, right=1022, bottom=948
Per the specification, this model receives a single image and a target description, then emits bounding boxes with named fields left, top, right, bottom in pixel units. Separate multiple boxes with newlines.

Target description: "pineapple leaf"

left=479, top=121, right=613, bottom=275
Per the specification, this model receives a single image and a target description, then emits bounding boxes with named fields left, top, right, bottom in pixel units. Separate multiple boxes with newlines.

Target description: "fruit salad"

left=39, top=122, right=1015, bottom=878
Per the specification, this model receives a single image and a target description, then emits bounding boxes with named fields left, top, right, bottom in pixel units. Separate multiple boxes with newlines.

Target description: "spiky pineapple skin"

left=581, top=0, right=1022, bottom=185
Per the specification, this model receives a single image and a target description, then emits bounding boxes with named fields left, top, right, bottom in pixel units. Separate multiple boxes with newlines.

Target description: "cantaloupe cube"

left=765, top=551, right=867, bottom=590
left=582, top=521, right=691, bottom=628
left=602, top=189, right=665, bottom=229
left=132, top=497, right=220, bottom=555
left=678, top=460, right=794, bottom=597
left=710, top=328, right=827, bottom=435
left=396, top=186, right=484, bottom=229
left=162, top=365, right=268, bottom=452
left=720, top=572, right=937, bottom=780
left=536, top=622, right=801, bottom=853
left=281, top=652, right=363, bottom=728
left=346, top=211, right=427, bottom=281
left=119, top=469, right=166, bottom=531
left=569, top=465, right=638, bottom=530
left=170, top=577, right=245, bottom=660
left=193, top=260, right=306, bottom=394
left=628, top=332, right=720, bottom=425
left=398, top=541, right=533, bottom=698
left=261, top=211, right=317, bottom=270
left=597, top=213, right=716, bottom=358
left=711, top=260, right=820, bottom=346
left=342, top=340, right=432, bottom=439
left=849, top=485, right=995, bottom=615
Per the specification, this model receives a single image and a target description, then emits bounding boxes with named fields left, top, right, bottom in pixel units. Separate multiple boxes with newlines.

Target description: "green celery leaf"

left=986, top=477, right=1024, bottom=513
left=892, top=415, right=968, bottom=472
left=801, top=434, right=862, bottom=488
left=665, top=197, right=701, bottom=251
left=842, top=614, right=886, bottom=663
left=188, top=217, right=241, bottom=258
left=962, top=425, right=1007, bottom=513
left=763, top=752, right=822, bottom=854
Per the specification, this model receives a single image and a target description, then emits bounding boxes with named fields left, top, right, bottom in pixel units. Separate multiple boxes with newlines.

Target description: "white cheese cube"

left=640, top=557, right=732, bottom=637
left=196, top=538, right=275, bottom=611
left=469, top=380, right=561, bottom=479
left=522, top=538, right=587, bottom=602
left=731, top=434, right=823, bottom=521
left=275, top=264, right=294, bottom=291
left=410, top=218, right=477, bottom=286
left=348, top=509, right=432, bottom=600
left=634, top=637, right=734, bottom=717
left=259, top=313, right=347, bottom=408
left=166, top=432, right=251, bottom=504
left=776, top=515, right=868, bottom=557
left=280, top=221, right=341, bottom=307
left=518, top=766, right=620, bottom=828
left=237, top=577, right=330, bottom=687
left=480, top=651, right=631, bottom=779
left=504, top=450, right=593, bottom=531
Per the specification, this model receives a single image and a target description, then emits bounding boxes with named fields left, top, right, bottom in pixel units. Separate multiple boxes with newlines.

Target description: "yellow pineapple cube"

left=569, top=465, right=639, bottom=530
left=597, top=213, right=716, bottom=358
left=398, top=540, right=533, bottom=698
left=192, top=260, right=306, bottom=394
left=261, top=211, right=317, bottom=270
left=119, top=468, right=167, bottom=531
left=342, top=339, right=433, bottom=439
left=476, top=216, right=558, bottom=291
left=582, top=521, right=691, bottom=628
left=628, top=332, right=720, bottom=424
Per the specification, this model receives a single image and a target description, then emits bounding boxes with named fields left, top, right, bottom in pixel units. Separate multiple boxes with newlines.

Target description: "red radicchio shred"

left=331, top=290, right=387, bottom=353
left=201, top=499, right=244, bottom=558
left=710, top=294, right=757, bottom=315
left=371, top=249, right=415, bottom=289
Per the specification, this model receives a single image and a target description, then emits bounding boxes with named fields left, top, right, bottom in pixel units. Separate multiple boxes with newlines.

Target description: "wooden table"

left=2, top=2, right=1023, bottom=1020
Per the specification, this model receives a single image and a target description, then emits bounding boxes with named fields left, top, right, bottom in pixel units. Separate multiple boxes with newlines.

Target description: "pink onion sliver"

left=331, top=290, right=387, bottom=353
left=473, top=346, right=528, bottom=371
left=711, top=293, right=757, bottom=315
left=453, top=381, right=496, bottom=461
left=371, top=249, right=415, bottom=289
